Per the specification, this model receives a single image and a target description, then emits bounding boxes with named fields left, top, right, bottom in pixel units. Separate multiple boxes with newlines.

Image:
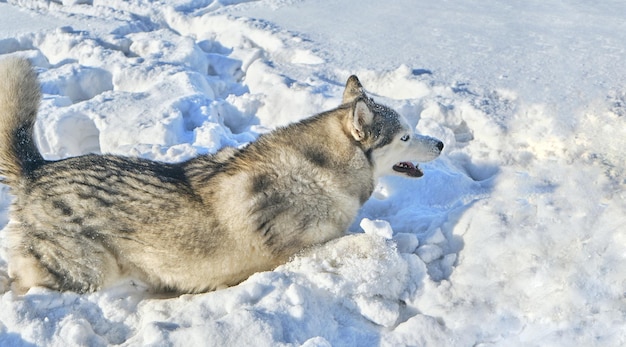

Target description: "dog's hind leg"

left=9, top=251, right=59, bottom=294
left=7, top=223, right=121, bottom=294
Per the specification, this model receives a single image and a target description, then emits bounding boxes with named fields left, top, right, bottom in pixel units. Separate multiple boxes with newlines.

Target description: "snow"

left=0, top=0, right=625, bottom=346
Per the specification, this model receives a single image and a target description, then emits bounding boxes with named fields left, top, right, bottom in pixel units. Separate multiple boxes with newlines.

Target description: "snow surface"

left=1, top=0, right=625, bottom=346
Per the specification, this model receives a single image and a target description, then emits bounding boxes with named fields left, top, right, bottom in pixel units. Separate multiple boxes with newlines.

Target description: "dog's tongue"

left=393, top=162, right=423, bottom=177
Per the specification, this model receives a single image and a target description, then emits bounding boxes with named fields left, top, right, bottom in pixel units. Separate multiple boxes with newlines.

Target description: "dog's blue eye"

left=400, top=134, right=410, bottom=142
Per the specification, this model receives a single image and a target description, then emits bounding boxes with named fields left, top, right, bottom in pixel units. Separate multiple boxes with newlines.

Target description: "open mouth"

left=392, top=162, right=423, bottom=177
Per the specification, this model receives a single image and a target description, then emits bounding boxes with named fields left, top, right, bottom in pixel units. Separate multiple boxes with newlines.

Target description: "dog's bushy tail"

left=0, top=57, right=44, bottom=185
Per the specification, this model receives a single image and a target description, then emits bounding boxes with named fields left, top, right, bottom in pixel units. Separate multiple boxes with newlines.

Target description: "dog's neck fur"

left=256, top=107, right=372, bottom=194
left=186, top=105, right=376, bottom=203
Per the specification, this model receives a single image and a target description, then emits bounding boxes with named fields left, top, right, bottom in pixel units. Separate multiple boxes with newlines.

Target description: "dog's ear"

left=343, top=75, right=365, bottom=103
left=350, top=99, right=373, bottom=141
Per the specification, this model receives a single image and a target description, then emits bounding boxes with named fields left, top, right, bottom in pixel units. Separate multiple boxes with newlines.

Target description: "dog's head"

left=343, top=75, right=443, bottom=179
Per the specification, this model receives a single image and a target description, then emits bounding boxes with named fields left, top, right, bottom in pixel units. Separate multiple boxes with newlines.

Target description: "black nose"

left=436, top=141, right=444, bottom=151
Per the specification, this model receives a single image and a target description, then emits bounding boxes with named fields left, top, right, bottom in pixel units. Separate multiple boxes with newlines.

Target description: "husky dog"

left=0, top=57, right=443, bottom=294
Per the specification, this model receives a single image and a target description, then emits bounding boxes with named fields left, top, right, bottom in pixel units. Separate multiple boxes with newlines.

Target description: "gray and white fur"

left=0, top=57, right=443, bottom=294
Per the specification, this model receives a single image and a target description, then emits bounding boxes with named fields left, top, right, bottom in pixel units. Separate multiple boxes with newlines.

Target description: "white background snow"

left=1, top=0, right=625, bottom=346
